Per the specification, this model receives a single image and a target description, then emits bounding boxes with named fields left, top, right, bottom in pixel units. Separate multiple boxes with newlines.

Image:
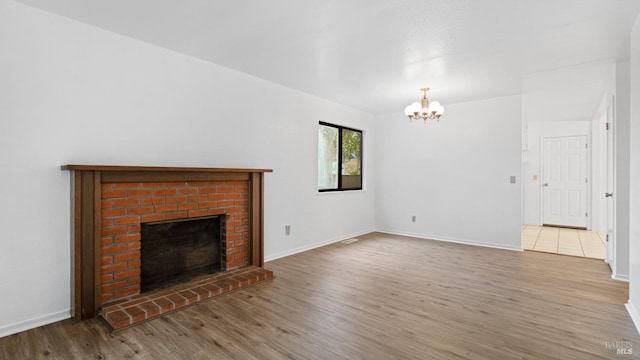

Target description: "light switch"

left=510, top=176, right=516, bottom=184
left=533, top=175, right=538, bottom=181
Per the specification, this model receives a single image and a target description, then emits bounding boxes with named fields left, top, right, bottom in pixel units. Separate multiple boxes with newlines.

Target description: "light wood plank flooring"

left=1, top=232, right=637, bottom=359
left=522, top=225, right=607, bottom=259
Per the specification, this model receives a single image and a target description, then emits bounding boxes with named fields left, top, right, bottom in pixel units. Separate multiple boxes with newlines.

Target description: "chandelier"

left=403, top=87, right=445, bottom=122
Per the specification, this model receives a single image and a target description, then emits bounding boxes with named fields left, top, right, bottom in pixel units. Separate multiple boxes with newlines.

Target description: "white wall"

left=627, top=13, right=640, bottom=332
left=0, top=1, right=375, bottom=337
left=374, top=96, right=522, bottom=250
left=522, top=121, right=592, bottom=227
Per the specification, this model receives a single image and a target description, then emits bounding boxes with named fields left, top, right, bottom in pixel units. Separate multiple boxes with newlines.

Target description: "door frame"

left=605, top=95, right=616, bottom=268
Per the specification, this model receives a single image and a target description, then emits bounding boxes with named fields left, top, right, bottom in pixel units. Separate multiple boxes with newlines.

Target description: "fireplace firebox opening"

left=140, top=215, right=225, bottom=292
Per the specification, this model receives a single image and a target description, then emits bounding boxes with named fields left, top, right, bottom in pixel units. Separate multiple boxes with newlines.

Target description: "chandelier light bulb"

left=410, top=102, right=421, bottom=115
left=404, top=105, right=414, bottom=117
left=429, top=101, right=442, bottom=114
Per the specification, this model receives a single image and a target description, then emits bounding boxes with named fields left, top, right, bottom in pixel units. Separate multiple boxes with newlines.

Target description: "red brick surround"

left=100, top=180, right=249, bottom=304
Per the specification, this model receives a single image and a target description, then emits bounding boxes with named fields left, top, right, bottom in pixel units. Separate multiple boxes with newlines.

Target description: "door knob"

left=605, top=192, right=613, bottom=197
left=542, top=183, right=549, bottom=187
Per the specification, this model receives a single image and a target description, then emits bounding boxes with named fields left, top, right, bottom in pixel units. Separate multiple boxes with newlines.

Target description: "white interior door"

left=542, top=136, right=588, bottom=228
left=605, top=100, right=615, bottom=265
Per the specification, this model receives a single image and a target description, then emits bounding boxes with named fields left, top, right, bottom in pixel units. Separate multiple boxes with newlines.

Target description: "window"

left=318, top=122, right=362, bottom=191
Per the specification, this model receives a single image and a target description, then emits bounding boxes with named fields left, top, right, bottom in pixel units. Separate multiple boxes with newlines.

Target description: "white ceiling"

left=17, top=0, right=640, bottom=119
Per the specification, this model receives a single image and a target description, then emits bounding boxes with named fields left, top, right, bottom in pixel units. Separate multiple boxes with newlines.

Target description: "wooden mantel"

left=61, top=164, right=273, bottom=172
left=62, top=165, right=272, bottom=321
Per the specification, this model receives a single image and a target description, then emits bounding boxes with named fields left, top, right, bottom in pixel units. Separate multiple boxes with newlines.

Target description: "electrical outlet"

left=285, top=225, right=291, bottom=236
left=411, top=215, right=416, bottom=223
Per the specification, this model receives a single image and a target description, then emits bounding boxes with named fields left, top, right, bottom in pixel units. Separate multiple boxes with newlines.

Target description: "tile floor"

left=521, top=225, right=607, bottom=259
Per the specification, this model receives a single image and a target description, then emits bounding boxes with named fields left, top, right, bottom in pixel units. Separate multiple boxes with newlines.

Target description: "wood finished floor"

left=2, top=232, right=638, bottom=359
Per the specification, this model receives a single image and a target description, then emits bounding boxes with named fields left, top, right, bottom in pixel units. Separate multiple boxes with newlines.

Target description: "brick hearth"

left=101, top=266, right=273, bottom=330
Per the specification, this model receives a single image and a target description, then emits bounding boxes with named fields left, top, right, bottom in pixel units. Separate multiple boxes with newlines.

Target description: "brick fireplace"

left=62, top=165, right=272, bottom=329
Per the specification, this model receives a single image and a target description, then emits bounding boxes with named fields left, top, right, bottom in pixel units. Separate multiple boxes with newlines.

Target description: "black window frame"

left=318, top=121, right=363, bottom=192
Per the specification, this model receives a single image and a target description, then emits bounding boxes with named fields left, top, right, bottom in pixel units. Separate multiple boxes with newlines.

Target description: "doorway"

left=541, top=135, right=588, bottom=229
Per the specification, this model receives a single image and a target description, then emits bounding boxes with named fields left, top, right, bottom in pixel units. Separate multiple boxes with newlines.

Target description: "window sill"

left=317, top=189, right=367, bottom=196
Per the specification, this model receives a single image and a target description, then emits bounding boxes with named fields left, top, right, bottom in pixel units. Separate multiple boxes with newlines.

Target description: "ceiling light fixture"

left=404, top=87, right=445, bottom=122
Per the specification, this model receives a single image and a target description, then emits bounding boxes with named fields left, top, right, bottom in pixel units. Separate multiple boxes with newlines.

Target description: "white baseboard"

left=375, top=229, right=523, bottom=252
left=626, top=301, right=640, bottom=335
left=264, top=228, right=375, bottom=262
left=612, top=273, right=630, bottom=282
left=0, top=309, right=70, bottom=338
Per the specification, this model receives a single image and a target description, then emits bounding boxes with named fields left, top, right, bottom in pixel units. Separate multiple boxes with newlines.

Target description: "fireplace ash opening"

left=140, top=215, right=225, bottom=292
